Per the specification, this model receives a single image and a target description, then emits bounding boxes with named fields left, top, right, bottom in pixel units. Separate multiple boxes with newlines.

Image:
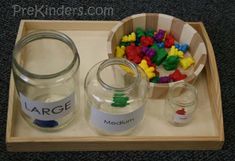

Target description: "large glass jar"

left=164, top=82, right=198, bottom=126
left=84, top=58, right=149, bottom=135
left=12, top=31, right=80, bottom=131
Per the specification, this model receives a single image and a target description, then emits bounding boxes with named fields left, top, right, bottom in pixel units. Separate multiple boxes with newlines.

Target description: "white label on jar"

left=90, top=106, right=144, bottom=132
left=19, top=92, right=75, bottom=120
left=173, top=113, right=191, bottom=124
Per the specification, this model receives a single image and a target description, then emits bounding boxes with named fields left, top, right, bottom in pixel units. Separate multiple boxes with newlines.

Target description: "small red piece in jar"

left=176, top=108, right=186, bottom=115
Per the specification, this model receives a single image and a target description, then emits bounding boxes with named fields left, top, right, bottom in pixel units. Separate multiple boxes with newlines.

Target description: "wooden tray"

left=6, top=20, right=224, bottom=151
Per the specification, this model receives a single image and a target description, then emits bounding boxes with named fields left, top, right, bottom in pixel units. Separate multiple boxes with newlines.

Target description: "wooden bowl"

left=107, top=13, right=207, bottom=98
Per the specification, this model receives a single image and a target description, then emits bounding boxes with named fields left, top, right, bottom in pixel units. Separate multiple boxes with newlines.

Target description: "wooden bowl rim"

left=107, top=13, right=207, bottom=88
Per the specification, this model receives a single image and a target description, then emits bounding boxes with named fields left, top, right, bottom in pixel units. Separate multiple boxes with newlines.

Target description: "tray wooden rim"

left=6, top=20, right=224, bottom=151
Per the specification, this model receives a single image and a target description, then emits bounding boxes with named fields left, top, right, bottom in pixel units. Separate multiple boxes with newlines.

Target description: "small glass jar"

left=164, top=82, right=198, bottom=126
left=12, top=31, right=80, bottom=131
left=84, top=58, right=149, bottom=135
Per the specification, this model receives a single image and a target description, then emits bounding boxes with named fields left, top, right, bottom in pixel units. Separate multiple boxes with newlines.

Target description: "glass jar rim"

left=13, top=30, right=80, bottom=79
left=168, top=82, right=198, bottom=108
left=96, top=58, right=140, bottom=91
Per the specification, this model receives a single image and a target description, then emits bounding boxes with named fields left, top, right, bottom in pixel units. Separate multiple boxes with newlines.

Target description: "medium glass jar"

left=84, top=58, right=149, bottom=135
left=12, top=31, right=80, bottom=131
left=164, top=82, right=198, bottom=126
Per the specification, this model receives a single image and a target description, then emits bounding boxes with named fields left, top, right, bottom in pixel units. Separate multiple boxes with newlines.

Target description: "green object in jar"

left=163, top=56, right=180, bottom=71
left=111, top=93, right=129, bottom=107
left=84, top=58, right=149, bottom=135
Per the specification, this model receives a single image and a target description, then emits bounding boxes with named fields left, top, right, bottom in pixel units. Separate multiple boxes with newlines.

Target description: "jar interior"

left=169, top=83, right=197, bottom=109
left=15, top=37, right=75, bottom=76
left=97, top=59, right=139, bottom=91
